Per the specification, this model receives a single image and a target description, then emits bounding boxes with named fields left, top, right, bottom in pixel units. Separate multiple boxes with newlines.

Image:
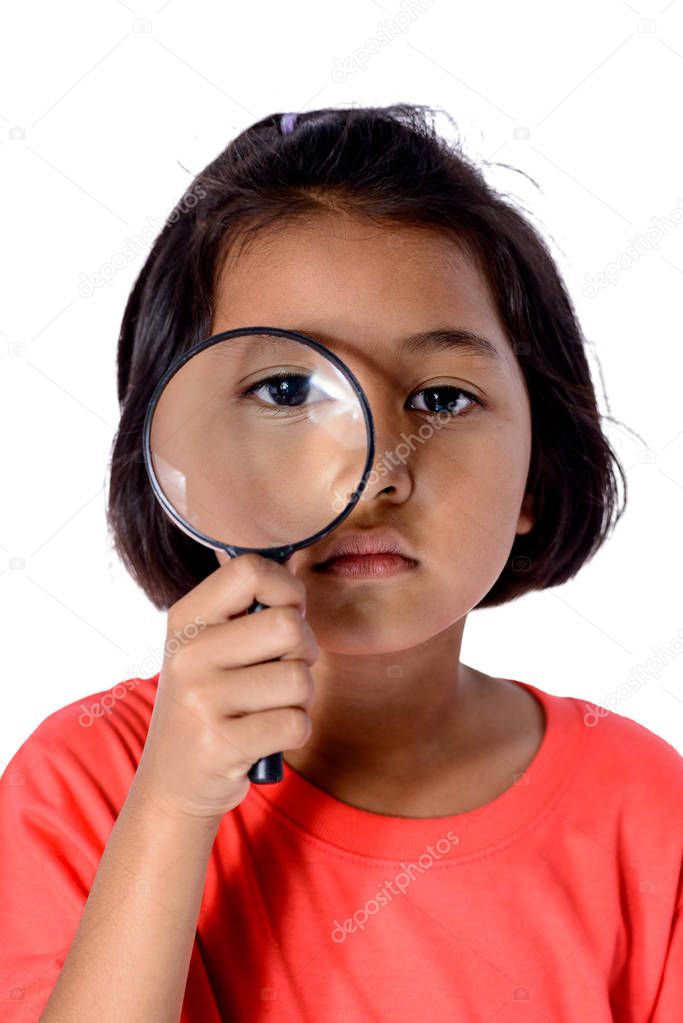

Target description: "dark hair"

left=106, top=102, right=629, bottom=611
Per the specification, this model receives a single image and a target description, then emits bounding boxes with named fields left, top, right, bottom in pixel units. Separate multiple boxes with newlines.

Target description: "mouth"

left=312, top=553, right=419, bottom=579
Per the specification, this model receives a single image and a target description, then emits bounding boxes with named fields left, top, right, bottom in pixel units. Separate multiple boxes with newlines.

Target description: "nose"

left=356, top=397, right=414, bottom=506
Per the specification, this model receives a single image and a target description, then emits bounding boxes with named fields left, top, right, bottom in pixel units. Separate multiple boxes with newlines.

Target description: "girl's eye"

left=242, top=372, right=327, bottom=412
left=407, top=385, right=480, bottom=418
left=242, top=375, right=479, bottom=421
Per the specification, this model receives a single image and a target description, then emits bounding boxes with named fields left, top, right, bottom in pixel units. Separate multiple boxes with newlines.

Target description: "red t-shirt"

left=0, top=674, right=681, bottom=1021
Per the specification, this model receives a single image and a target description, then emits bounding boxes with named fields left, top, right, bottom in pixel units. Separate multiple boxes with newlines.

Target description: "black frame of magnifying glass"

left=142, top=326, right=376, bottom=563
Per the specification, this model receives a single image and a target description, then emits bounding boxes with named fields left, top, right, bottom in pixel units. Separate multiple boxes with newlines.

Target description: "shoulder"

left=554, top=685, right=683, bottom=822
left=576, top=692, right=683, bottom=773
left=33, top=672, right=158, bottom=745
left=3, top=673, right=159, bottom=817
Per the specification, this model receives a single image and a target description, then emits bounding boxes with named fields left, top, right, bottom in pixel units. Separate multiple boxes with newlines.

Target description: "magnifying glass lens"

left=149, top=332, right=368, bottom=551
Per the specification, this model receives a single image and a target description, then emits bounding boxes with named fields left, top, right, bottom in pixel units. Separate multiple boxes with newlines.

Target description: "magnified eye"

left=408, top=385, right=480, bottom=417
left=242, top=371, right=328, bottom=411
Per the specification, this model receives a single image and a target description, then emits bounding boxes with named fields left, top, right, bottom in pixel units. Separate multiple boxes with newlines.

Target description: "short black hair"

left=106, top=103, right=628, bottom=611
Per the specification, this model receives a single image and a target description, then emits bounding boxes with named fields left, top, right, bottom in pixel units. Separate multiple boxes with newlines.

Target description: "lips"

left=314, top=553, right=416, bottom=579
left=313, top=528, right=417, bottom=568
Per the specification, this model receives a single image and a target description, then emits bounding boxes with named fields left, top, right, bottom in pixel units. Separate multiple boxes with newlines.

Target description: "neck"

left=283, top=619, right=483, bottom=788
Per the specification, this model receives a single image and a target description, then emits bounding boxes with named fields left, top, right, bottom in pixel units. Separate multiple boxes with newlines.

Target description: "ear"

left=516, top=491, right=535, bottom=535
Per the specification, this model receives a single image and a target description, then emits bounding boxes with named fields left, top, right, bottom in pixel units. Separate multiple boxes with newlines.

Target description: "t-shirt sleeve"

left=648, top=883, right=683, bottom=1021
left=0, top=703, right=140, bottom=1021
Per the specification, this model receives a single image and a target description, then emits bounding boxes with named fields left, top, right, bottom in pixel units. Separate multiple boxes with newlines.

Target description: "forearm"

left=40, top=776, right=220, bottom=1023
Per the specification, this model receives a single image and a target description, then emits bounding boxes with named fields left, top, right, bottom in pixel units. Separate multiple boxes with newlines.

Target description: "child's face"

left=211, top=213, right=534, bottom=654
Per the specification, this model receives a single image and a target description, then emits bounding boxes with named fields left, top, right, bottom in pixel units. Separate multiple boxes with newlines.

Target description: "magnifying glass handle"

left=246, top=597, right=284, bottom=784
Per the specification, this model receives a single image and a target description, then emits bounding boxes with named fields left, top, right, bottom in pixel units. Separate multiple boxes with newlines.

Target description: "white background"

left=1, top=0, right=682, bottom=768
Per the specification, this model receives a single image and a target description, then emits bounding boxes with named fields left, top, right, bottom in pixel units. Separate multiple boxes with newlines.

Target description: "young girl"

left=1, top=104, right=681, bottom=1022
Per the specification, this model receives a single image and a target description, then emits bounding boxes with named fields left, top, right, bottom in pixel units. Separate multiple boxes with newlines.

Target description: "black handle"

left=246, top=597, right=284, bottom=784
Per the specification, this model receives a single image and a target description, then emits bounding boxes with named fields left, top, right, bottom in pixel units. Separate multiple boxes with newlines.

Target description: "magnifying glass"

left=142, top=326, right=375, bottom=784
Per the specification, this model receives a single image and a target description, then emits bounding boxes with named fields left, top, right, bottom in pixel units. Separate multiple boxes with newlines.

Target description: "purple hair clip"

left=280, top=112, right=298, bottom=135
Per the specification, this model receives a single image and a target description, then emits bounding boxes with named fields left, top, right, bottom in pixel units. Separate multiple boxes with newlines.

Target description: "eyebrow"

left=398, top=328, right=501, bottom=361
left=293, top=325, right=501, bottom=362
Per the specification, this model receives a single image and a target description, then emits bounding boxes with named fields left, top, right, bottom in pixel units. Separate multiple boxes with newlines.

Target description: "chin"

left=306, top=594, right=456, bottom=655
left=313, top=627, right=426, bottom=657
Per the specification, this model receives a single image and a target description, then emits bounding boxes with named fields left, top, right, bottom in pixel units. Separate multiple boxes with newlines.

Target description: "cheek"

left=422, top=425, right=530, bottom=556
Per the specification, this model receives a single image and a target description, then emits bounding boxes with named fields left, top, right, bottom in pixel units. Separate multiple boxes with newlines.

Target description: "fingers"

left=167, top=604, right=319, bottom=674
left=170, top=553, right=307, bottom=629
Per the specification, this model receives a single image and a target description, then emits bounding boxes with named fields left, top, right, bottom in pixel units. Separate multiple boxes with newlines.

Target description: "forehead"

left=211, top=214, right=514, bottom=369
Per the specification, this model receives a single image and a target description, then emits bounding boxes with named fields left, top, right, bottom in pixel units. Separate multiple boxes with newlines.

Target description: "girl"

left=1, top=104, right=681, bottom=1022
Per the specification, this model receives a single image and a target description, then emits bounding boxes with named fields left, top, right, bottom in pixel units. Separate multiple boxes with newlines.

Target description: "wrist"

left=127, top=775, right=224, bottom=839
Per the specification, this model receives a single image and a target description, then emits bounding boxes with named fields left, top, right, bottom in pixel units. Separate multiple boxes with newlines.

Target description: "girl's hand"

left=133, top=553, right=318, bottom=825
